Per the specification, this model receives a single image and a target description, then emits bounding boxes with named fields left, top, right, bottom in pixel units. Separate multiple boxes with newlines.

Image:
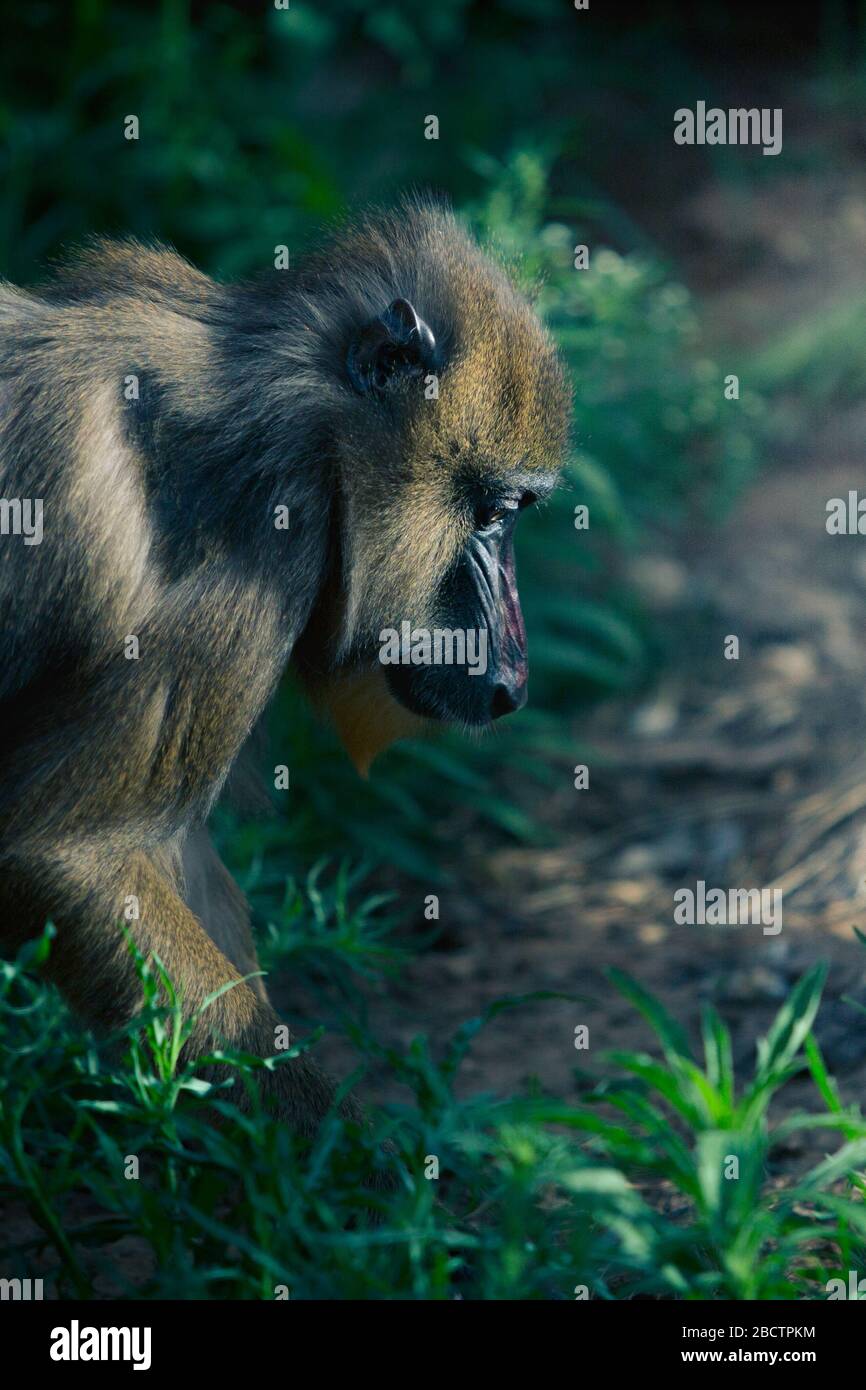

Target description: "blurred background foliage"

left=1, top=0, right=854, bottom=885
left=8, top=0, right=866, bottom=1301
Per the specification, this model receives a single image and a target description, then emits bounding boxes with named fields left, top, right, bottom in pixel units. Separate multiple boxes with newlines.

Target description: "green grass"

left=1, top=0, right=845, bottom=1303
left=2, top=921, right=866, bottom=1300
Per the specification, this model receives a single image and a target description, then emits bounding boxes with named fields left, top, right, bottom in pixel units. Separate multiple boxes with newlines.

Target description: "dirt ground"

left=291, top=96, right=866, bottom=1156
left=8, top=79, right=866, bottom=1298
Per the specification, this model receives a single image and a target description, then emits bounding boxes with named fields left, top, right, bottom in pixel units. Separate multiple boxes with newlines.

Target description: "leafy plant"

left=2, top=926, right=866, bottom=1300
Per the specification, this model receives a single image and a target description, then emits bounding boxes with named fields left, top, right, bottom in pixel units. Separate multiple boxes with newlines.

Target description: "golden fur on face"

left=0, top=199, right=571, bottom=1140
left=327, top=202, right=570, bottom=662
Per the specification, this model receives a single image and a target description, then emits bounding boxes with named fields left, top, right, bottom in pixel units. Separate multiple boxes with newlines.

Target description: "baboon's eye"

left=473, top=491, right=538, bottom=532
left=475, top=504, right=508, bottom=532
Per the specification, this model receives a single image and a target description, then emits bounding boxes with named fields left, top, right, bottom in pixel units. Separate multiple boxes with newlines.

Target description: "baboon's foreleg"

left=181, top=826, right=269, bottom=1005
left=0, top=846, right=351, bottom=1136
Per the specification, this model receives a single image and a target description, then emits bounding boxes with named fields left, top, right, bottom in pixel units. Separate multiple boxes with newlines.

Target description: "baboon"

left=0, top=198, right=570, bottom=1135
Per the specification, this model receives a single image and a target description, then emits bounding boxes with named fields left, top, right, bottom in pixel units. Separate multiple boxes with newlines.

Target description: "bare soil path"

left=295, top=99, right=866, bottom=1157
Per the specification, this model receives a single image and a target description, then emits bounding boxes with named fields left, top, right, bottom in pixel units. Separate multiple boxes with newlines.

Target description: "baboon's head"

left=294, top=199, right=571, bottom=771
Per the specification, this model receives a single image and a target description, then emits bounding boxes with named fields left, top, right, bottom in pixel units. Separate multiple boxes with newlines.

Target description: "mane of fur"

left=0, top=196, right=569, bottom=678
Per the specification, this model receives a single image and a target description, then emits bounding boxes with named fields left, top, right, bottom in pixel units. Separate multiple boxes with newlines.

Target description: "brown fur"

left=0, top=197, right=570, bottom=1137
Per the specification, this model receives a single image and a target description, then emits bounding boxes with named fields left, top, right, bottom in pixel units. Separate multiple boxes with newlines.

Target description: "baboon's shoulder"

left=34, top=236, right=218, bottom=312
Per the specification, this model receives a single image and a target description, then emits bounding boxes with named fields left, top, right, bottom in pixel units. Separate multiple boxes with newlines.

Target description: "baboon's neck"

left=112, top=280, right=333, bottom=566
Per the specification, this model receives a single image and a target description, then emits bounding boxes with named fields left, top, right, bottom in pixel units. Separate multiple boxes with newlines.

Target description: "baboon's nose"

left=490, top=680, right=527, bottom=720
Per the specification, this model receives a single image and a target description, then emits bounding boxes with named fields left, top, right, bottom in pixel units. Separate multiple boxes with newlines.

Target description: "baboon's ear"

left=347, top=298, right=436, bottom=397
